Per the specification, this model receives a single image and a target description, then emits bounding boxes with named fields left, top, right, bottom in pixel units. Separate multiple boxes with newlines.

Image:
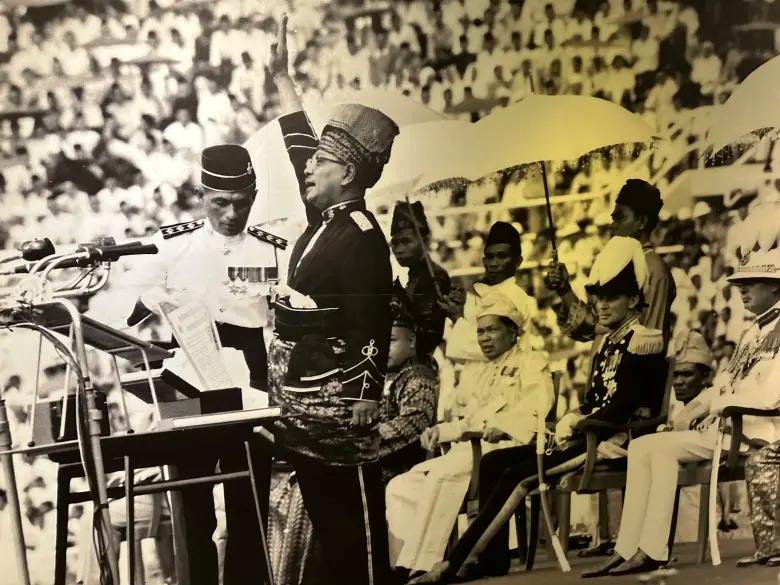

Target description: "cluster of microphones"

left=0, top=237, right=158, bottom=275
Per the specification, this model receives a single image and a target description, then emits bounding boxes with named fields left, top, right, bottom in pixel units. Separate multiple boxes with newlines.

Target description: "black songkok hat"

left=485, top=221, right=521, bottom=257
left=615, top=179, right=663, bottom=223
left=201, top=144, right=256, bottom=192
left=391, top=200, right=430, bottom=236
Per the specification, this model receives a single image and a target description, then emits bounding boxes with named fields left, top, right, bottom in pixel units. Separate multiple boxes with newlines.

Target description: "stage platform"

left=467, top=539, right=778, bottom=584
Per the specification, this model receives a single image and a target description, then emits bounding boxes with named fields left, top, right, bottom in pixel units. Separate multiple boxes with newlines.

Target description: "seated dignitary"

left=410, top=236, right=668, bottom=584
left=585, top=205, right=780, bottom=577
left=666, top=331, right=714, bottom=426
left=120, top=143, right=286, bottom=585
left=389, top=200, right=451, bottom=359
left=379, top=293, right=440, bottom=482
left=386, top=291, right=553, bottom=577
left=441, top=221, right=537, bottom=361
left=546, top=179, right=676, bottom=348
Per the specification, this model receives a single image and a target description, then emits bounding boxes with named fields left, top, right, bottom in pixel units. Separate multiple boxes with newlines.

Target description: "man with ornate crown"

left=267, top=15, right=399, bottom=585
left=584, top=199, right=780, bottom=577
left=410, top=236, right=667, bottom=584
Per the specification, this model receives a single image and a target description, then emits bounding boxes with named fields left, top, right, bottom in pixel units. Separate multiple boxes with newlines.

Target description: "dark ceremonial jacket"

left=404, top=260, right=451, bottom=357
left=272, top=111, right=393, bottom=464
left=576, top=317, right=667, bottom=441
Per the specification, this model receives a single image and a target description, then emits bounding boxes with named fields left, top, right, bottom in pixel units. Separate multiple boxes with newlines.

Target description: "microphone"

left=1, top=241, right=158, bottom=274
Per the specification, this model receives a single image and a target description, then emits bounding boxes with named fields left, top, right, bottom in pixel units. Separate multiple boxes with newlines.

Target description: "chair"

left=445, top=372, right=562, bottom=560
left=672, top=405, right=779, bottom=564
left=522, top=357, right=676, bottom=567
left=55, top=462, right=174, bottom=585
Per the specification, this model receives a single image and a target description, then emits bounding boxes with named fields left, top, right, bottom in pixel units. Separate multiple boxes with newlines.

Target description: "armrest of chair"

left=438, top=431, right=483, bottom=503
left=721, top=406, right=780, bottom=469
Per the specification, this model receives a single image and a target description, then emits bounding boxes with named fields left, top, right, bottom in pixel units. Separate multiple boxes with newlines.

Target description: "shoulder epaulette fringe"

left=628, top=324, right=664, bottom=355
left=247, top=225, right=288, bottom=249
left=350, top=210, right=373, bottom=232
left=161, top=219, right=204, bottom=239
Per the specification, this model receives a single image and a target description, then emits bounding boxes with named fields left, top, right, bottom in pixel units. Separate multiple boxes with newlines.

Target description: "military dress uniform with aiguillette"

left=121, top=144, right=286, bottom=585
left=268, top=106, right=398, bottom=585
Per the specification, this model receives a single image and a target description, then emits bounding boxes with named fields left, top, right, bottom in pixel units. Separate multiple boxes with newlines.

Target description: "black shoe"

left=608, top=552, right=664, bottom=576
left=581, top=554, right=626, bottom=579
left=766, top=555, right=780, bottom=567
left=736, top=553, right=769, bottom=567
left=578, top=541, right=616, bottom=558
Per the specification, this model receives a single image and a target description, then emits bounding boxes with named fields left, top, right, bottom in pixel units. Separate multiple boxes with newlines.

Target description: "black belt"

left=273, top=300, right=340, bottom=342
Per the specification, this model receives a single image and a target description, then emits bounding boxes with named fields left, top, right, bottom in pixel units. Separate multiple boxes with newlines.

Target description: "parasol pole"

left=536, top=410, right=571, bottom=571
left=707, top=417, right=723, bottom=565
left=526, top=74, right=559, bottom=262
left=403, top=197, right=444, bottom=301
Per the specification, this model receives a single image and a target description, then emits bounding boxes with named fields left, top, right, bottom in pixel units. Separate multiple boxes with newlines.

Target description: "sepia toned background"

left=0, top=0, right=779, bottom=584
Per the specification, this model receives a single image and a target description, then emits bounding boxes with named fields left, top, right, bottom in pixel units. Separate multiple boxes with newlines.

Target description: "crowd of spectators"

left=0, top=0, right=777, bottom=581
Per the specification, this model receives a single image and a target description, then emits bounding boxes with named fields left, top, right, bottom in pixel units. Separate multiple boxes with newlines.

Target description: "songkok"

left=390, top=288, right=417, bottom=330
left=391, top=200, right=429, bottom=236
left=477, top=292, right=526, bottom=329
left=585, top=236, right=648, bottom=297
left=674, top=331, right=713, bottom=368
left=727, top=199, right=780, bottom=282
left=319, top=103, right=399, bottom=189
left=201, top=144, right=256, bottom=192
left=615, top=179, right=663, bottom=225
left=484, top=221, right=521, bottom=257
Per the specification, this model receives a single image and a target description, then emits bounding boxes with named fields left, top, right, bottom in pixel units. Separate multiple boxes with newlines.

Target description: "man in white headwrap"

left=385, top=291, right=553, bottom=576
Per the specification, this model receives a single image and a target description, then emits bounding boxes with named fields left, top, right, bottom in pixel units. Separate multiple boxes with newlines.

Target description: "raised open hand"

left=268, top=13, right=289, bottom=77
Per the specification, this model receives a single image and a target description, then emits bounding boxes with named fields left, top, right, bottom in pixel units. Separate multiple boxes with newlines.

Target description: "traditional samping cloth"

left=385, top=340, right=553, bottom=573
left=119, top=144, right=286, bottom=585
left=269, top=106, right=399, bottom=585
left=745, top=441, right=780, bottom=559
left=378, top=357, right=439, bottom=483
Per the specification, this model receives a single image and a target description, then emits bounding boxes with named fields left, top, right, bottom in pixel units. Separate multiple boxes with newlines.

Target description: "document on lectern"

left=158, top=299, right=234, bottom=391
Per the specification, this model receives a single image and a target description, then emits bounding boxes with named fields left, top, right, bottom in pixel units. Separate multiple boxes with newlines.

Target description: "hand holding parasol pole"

left=525, top=74, right=559, bottom=263
left=403, top=196, right=444, bottom=301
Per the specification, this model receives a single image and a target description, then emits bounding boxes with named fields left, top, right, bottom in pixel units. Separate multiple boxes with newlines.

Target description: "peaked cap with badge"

left=201, top=143, right=257, bottom=192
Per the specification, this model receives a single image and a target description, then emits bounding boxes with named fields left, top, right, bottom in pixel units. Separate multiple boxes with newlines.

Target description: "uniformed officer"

left=389, top=200, right=451, bottom=359
left=121, top=143, right=285, bottom=585
left=267, top=15, right=398, bottom=585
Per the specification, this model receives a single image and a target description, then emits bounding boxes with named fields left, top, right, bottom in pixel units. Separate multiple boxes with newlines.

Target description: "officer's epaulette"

left=350, top=210, right=373, bottom=232
left=247, top=225, right=288, bottom=249
left=627, top=324, right=664, bottom=355
left=161, top=219, right=205, bottom=239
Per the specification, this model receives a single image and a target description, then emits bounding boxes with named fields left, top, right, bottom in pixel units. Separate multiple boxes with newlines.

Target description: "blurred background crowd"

left=0, top=0, right=779, bottom=582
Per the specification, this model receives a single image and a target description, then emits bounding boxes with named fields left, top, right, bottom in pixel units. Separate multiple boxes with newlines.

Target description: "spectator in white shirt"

left=691, top=41, right=722, bottom=101
left=565, top=8, right=592, bottom=43
left=162, top=106, right=203, bottom=157
left=532, top=3, right=566, bottom=48
left=631, top=25, right=659, bottom=74
left=59, top=31, right=90, bottom=77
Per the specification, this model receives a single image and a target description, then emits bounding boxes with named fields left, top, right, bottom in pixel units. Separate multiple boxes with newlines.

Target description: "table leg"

left=245, top=440, right=275, bottom=585
left=125, top=456, right=135, bottom=585
left=0, top=401, right=31, bottom=585
left=164, top=465, right=191, bottom=585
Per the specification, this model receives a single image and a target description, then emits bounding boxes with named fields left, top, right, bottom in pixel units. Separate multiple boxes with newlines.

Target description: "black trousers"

left=446, top=443, right=586, bottom=578
left=173, top=438, right=273, bottom=585
left=289, top=452, right=392, bottom=585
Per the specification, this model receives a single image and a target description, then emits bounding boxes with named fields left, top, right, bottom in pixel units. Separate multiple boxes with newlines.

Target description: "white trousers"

left=385, top=448, right=472, bottom=572
left=614, top=430, right=715, bottom=561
